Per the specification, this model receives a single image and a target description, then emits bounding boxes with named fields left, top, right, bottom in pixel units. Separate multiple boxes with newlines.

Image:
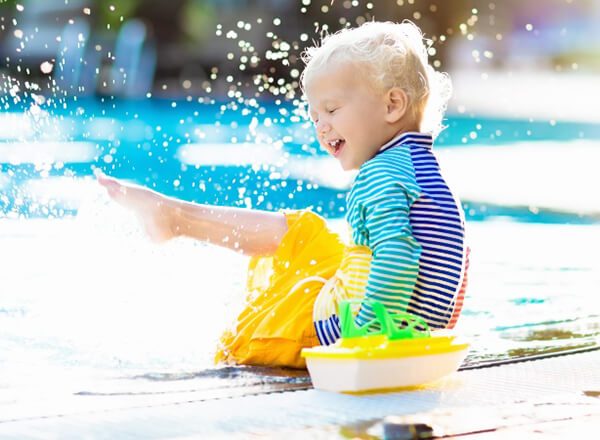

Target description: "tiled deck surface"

left=1, top=349, right=598, bottom=439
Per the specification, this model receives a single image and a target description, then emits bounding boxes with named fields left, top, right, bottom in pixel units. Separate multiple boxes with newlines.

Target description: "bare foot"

left=96, top=172, right=176, bottom=242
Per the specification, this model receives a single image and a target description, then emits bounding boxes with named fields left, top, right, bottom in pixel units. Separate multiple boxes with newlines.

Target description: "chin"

left=339, top=161, right=358, bottom=172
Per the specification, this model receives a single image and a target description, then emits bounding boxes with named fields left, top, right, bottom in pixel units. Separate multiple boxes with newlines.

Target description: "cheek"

left=335, top=111, right=354, bottom=130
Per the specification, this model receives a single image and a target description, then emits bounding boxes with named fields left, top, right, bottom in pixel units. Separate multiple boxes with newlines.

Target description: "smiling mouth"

left=327, top=139, right=345, bottom=157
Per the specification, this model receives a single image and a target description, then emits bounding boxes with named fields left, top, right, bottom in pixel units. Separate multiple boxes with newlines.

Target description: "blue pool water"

left=0, top=96, right=599, bottom=397
left=2, top=97, right=600, bottom=220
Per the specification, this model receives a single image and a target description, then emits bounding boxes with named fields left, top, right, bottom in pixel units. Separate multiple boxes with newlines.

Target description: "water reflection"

left=461, top=316, right=600, bottom=366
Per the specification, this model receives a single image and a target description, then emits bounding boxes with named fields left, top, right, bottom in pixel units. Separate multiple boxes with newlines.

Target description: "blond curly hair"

left=301, top=21, right=452, bottom=138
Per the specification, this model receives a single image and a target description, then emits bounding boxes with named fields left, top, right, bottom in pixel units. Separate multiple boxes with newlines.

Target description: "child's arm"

left=357, top=191, right=421, bottom=324
left=97, top=173, right=288, bottom=256
left=347, top=168, right=421, bottom=325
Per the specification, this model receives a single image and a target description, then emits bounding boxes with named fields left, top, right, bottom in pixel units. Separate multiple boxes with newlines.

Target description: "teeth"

left=328, top=139, right=342, bottom=148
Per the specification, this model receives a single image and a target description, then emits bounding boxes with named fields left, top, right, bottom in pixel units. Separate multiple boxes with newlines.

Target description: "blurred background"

left=0, top=0, right=599, bottom=405
left=0, top=0, right=599, bottom=217
left=0, top=0, right=600, bottom=215
left=1, top=0, right=600, bottom=94
left=1, top=0, right=600, bottom=99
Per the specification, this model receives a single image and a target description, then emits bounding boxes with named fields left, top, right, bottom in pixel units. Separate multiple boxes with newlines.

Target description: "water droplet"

left=40, top=61, right=54, bottom=74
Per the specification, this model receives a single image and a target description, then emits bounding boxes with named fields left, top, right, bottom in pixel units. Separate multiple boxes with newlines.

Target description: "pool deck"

left=1, top=349, right=598, bottom=439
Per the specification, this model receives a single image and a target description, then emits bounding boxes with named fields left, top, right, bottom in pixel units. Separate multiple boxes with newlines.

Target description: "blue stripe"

left=408, top=301, right=453, bottom=319
left=315, top=320, right=331, bottom=345
left=416, top=242, right=465, bottom=257
left=413, top=281, right=457, bottom=300
left=413, top=230, right=464, bottom=241
left=418, top=268, right=461, bottom=283
left=315, top=316, right=342, bottom=346
left=418, top=263, right=462, bottom=280
left=330, top=315, right=341, bottom=338
left=324, top=320, right=336, bottom=343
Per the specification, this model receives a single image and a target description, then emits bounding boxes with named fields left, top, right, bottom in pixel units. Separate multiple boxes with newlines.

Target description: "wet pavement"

left=1, top=348, right=598, bottom=439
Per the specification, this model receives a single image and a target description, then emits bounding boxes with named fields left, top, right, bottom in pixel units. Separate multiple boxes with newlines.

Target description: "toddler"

left=98, top=20, right=469, bottom=368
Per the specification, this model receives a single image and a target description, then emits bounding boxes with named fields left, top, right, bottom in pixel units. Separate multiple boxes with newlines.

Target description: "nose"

left=316, top=118, right=331, bottom=135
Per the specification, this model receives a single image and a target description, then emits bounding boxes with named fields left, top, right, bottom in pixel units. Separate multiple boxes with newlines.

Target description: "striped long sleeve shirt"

left=346, top=132, right=468, bottom=329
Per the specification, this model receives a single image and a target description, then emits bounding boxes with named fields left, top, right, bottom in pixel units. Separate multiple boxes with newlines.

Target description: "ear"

left=384, top=88, right=409, bottom=123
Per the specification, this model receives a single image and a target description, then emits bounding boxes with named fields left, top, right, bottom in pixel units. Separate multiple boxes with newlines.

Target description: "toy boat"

left=301, top=300, right=469, bottom=392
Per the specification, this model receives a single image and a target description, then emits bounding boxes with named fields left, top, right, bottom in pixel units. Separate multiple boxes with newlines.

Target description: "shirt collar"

left=378, top=131, right=434, bottom=153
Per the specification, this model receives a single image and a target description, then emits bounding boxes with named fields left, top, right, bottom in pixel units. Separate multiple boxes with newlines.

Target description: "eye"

left=327, top=108, right=338, bottom=114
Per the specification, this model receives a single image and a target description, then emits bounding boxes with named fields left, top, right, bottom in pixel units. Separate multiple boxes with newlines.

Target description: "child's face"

left=305, top=62, right=398, bottom=170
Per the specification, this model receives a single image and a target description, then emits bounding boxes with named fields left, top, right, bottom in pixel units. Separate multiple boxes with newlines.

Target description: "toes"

left=97, top=173, right=115, bottom=187
left=97, top=173, right=125, bottom=199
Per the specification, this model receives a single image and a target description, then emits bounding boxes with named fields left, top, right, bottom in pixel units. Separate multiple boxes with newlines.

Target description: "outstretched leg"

left=97, top=172, right=288, bottom=256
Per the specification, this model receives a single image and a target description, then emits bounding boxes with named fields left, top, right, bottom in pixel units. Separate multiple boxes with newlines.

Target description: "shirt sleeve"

left=354, top=174, right=421, bottom=326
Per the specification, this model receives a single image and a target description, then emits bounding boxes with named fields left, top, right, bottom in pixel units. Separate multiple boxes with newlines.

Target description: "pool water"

left=0, top=217, right=598, bottom=386
left=2, top=97, right=600, bottom=219
left=1, top=97, right=599, bottom=392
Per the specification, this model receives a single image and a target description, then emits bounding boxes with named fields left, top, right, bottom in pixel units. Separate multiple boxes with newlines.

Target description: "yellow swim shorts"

left=214, top=210, right=349, bottom=369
